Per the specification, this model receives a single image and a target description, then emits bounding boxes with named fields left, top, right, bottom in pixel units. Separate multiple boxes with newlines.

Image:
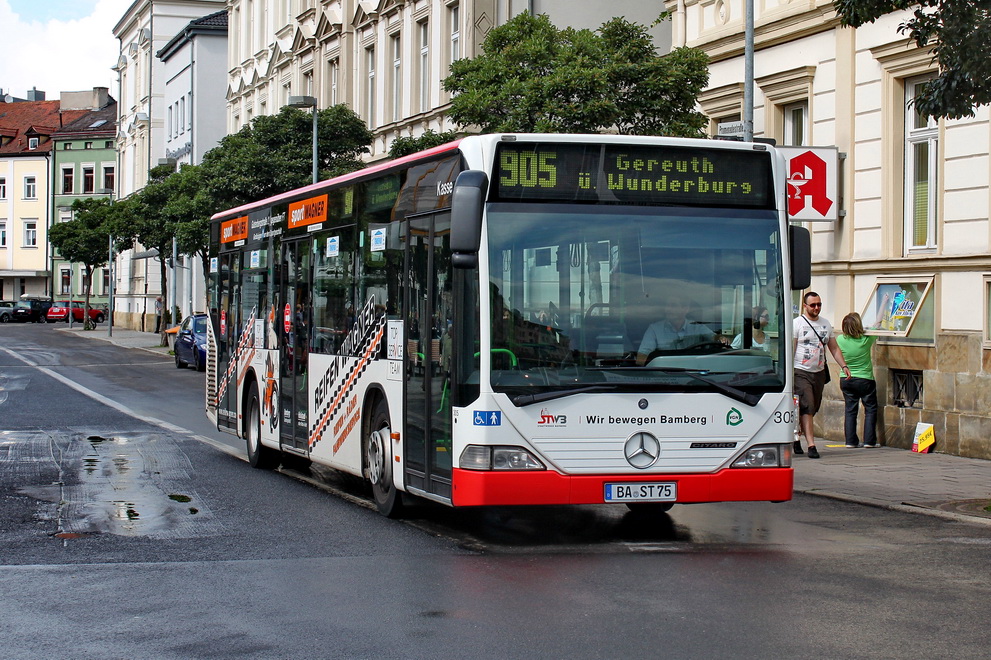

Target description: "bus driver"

left=636, top=292, right=715, bottom=365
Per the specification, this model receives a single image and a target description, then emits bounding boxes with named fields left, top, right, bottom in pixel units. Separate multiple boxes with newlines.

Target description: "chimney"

left=26, top=87, right=46, bottom=101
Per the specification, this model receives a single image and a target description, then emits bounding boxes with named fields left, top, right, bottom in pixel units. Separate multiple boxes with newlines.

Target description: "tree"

left=49, top=198, right=112, bottom=330
left=199, top=104, right=372, bottom=212
left=834, top=1, right=991, bottom=119
left=388, top=129, right=461, bottom=158
left=442, top=12, right=709, bottom=137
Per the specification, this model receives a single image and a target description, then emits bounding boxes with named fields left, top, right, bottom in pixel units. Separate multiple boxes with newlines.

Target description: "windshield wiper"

left=591, top=366, right=762, bottom=407
left=510, top=384, right=620, bottom=407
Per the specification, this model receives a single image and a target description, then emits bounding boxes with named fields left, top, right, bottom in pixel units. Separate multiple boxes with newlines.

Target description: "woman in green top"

left=836, top=312, right=878, bottom=448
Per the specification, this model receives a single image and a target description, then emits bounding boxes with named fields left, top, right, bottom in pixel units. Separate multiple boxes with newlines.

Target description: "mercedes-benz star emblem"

left=624, top=432, right=660, bottom=469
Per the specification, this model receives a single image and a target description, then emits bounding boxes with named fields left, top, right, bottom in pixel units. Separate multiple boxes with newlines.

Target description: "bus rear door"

left=278, top=238, right=311, bottom=455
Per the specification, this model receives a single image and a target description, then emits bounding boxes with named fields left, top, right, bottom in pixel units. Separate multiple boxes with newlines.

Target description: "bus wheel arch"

left=364, top=392, right=404, bottom=517
left=245, top=377, right=279, bottom=470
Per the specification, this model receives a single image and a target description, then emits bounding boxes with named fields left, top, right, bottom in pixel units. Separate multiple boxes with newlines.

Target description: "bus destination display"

left=495, top=142, right=774, bottom=208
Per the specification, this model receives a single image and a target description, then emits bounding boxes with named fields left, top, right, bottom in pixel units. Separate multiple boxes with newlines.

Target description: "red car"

left=47, top=301, right=106, bottom=324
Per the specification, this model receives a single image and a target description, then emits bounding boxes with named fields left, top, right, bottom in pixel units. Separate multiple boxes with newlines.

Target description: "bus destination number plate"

left=604, top=483, right=677, bottom=502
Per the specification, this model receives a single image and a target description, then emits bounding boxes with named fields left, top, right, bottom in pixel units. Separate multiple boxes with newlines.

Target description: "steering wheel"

left=646, top=342, right=729, bottom=362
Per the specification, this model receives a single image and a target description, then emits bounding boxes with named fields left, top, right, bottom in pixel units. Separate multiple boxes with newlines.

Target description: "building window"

left=188, top=93, right=193, bottom=130
left=180, top=98, right=186, bottom=134
left=892, top=369, right=923, bottom=408
left=62, top=168, right=75, bottom=194
left=24, top=176, right=36, bottom=199
left=304, top=71, right=314, bottom=96
left=105, top=140, right=113, bottom=149
left=103, top=166, right=115, bottom=192
left=168, top=105, right=173, bottom=139
left=23, top=220, right=37, bottom=247
left=0, top=221, right=6, bottom=247
left=329, top=59, right=339, bottom=106
left=83, top=168, right=95, bottom=194
left=366, top=46, right=376, bottom=127
left=391, top=34, right=402, bottom=123
left=418, top=21, right=430, bottom=113
left=28, top=137, right=39, bottom=150
left=0, top=177, right=5, bottom=199
left=61, top=269, right=72, bottom=295
left=783, top=102, right=808, bottom=146
left=905, top=76, right=938, bottom=253
left=449, top=3, right=460, bottom=63
left=64, top=143, right=73, bottom=150
left=103, top=269, right=110, bottom=296
left=84, top=141, right=93, bottom=149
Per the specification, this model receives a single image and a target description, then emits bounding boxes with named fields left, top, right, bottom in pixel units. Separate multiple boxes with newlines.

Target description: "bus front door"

left=405, top=212, right=453, bottom=500
left=278, top=239, right=311, bottom=455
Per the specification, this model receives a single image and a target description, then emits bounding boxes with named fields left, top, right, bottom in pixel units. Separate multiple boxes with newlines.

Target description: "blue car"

left=174, top=313, right=208, bottom=371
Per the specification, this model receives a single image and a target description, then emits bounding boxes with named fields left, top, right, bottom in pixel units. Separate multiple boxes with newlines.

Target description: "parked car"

left=174, top=313, right=208, bottom=371
left=46, top=301, right=106, bottom=324
left=0, top=300, right=15, bottom=323
left=12, top=296, right=53, bottom=323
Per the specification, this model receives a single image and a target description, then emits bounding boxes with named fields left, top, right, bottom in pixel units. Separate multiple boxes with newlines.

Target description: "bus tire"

left=246, top=382, right=279, bottom=470
left=625, top=502, right=674, bottom=513
left=366, top=399, right=403, bottom=518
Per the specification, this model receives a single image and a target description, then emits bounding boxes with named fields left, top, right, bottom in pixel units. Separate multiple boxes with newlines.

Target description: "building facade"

left=112, top=0, right=227, bottom=329
left=225, top=0, right=671, bottom=160
left=158, top=9, right=230, bottom=320
left=0, top=93, right=72, bottom=301
left=51, top=89, right=118, bottom=311
left=667, top=0, right=991, bottom=459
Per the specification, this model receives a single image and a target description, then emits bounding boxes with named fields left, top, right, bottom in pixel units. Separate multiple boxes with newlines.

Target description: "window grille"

left=892, top=369, right=923, bottom=408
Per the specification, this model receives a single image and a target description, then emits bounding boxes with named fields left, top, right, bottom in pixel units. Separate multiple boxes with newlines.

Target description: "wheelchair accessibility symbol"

left=473, top=411, right=502, bottom=426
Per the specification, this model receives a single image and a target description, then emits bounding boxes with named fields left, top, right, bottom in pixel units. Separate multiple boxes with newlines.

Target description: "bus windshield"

left=486, top=204, right=786, bottom=399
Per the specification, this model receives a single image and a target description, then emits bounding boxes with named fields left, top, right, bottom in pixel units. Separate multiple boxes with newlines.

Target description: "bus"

left=207, top=133, right=811, bottom=517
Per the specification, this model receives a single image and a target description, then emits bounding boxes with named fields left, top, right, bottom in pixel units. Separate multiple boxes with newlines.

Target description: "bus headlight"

left=732, top=445, right=789, bottom=468
left=459, top=445, right=546, bottom=471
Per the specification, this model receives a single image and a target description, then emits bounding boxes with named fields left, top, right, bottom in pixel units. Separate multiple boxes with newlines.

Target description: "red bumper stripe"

left=451, top=467, right=793, bottom=506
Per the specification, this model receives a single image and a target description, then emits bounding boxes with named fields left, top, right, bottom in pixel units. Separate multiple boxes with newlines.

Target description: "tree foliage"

left=101, top=104, right=372, bottom=328
left=834, top=1, right=991, bottom=119
left=388, top=129, right=461, bottom=158
left=442, top=12, right=709, bottom=137
left=49, top=198, right=113, bottom=329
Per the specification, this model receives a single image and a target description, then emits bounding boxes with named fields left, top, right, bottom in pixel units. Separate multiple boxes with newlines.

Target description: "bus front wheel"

left=246, top=382, right=280, bottom=470
left=366, top=400, right=403, bottom=518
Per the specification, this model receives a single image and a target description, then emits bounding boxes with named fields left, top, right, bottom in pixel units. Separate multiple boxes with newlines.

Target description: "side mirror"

left=450, top=170, right=488, bottom=269
left=789, top=225, right=811, bottom=290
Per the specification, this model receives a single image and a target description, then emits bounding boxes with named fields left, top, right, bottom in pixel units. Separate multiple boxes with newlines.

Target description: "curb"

left=794, top=487, right=991, bottom=527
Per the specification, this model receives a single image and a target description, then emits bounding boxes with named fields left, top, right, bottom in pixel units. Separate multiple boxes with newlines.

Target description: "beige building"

left=668, top=0, right=991, bottom=459
left=225, top=0, right=671, bottom=159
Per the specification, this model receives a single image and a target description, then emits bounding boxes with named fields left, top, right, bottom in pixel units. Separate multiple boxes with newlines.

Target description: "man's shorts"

left=794, top=368, right=827, bottom=416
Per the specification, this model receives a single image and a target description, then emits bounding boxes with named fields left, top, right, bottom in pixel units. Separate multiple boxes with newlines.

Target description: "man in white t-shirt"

left=793, top=291, right=850, bottom=458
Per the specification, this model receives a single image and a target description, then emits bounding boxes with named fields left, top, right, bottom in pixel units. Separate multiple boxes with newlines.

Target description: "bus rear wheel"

left=246, top=383, right=279, bottom=470
left=366, top=400, right=403, bottom=518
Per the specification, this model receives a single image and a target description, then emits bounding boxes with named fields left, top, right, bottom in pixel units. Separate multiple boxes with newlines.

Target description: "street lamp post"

left=288, top=95, right=318, bottom=184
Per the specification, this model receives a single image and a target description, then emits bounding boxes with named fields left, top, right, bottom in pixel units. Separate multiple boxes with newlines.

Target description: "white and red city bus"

left=207, top=134, right=811, bottom=516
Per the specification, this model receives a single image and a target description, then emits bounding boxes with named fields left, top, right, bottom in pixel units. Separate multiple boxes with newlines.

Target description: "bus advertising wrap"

left=494, top=142, right=774, bottom=208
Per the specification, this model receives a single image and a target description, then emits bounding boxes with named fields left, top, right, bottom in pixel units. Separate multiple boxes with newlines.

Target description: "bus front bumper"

left=450, top=467, right=793, bottom=507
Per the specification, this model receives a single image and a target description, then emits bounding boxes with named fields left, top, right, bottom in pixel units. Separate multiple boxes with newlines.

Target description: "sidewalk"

left=792, top=441, right=991, bottom=525
left=58, top=325, right=172, bottom=356
left=56, top=325, right=991, bottom=525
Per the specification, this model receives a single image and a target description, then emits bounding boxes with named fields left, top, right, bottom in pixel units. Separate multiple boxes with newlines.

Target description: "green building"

left=51, top=88, right=117, bottom=311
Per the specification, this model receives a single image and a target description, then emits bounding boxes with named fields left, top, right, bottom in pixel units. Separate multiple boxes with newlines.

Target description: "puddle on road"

left=8, top=431, right=222, bottom=540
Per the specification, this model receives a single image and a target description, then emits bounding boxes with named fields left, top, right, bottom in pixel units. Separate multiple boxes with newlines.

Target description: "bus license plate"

left=604, top=482, right=677, bottom=502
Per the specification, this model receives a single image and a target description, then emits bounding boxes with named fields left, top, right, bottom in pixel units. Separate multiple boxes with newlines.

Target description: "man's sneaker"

left=862, top=443, right=878, bottom=448
left=793, top=440, right=804, bottom=455
left=845, top=443, right=860, bottom=448
left=807, top=446, right=820, bottom=459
